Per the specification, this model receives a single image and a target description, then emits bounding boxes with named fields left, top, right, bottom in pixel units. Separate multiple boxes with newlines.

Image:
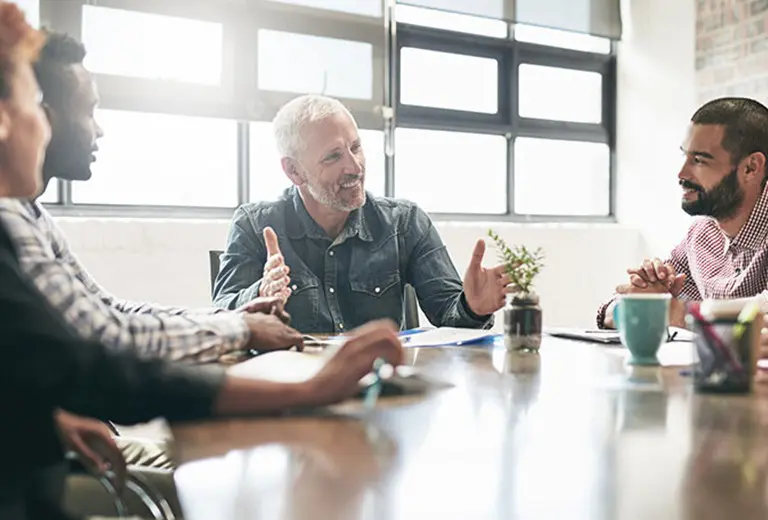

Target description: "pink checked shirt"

left=597, top=185, right=768, bottom=328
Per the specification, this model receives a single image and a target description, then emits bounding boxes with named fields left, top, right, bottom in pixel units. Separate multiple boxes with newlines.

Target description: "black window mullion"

left=394, top=19, right=617, bottom=222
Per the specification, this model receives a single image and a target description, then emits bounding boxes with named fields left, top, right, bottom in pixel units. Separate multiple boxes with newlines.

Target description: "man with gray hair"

left=213, top=94, right=513, bottom=333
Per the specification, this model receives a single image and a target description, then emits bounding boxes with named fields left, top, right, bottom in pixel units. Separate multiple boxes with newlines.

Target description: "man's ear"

left=743, top=152, right=767, bottom=186
left=281, top=157, right=306, bottom=187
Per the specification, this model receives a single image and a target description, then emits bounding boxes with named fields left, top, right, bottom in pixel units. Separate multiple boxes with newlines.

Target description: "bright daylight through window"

left=33, top=0, right=616, bottom=221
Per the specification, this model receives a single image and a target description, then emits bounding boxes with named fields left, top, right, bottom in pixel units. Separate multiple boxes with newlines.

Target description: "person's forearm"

left=669, top=298, right=688, bottom=328
left=213, top=377, right=316, bottom=416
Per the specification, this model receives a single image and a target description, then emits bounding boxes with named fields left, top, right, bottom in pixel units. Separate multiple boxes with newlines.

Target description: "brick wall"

left=697, top=0, right=768, bottom=102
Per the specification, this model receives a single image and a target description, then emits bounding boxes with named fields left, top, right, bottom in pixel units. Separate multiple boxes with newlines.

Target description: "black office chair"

left=209, top=250, right=223, bottom=297
left=209, top=250, right=420, bottom=329
left=403, top=283, right=420, bottom=330
left=65, top=451, right=176, bottom=519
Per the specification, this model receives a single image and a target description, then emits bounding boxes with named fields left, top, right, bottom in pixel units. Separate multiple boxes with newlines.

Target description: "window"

left=14, top=0, right=39, bottom=27
left=37, top=181, right=58, bottom=204
left=32, top=0, right=615, bottom=220
left=514, top=24, right=611, bottom=54
left=72, top=110, right=238, bottom=207
left=400, top=48, right=498, bottom=113
left=81, top=6, right=223, bottom=85
left=258, top=30, right=373, bottom=100
left=514, top=137, right=609, bottom=216
left=249, top=122, right=289, bottom=203
left=394, top=128, right=507, bottom=214
left=249, top=123, right=385, bottom=202
left=358, top=129, right=386, bottom=197
left=396, top=4, right=615, bottom=220
left=395, top=4, right=508, bottom=38
left=267, top=0, right=382, bottom=17
left=397, top=0, right=505, bottom=23
left=518, top=64, right=602, bottom=123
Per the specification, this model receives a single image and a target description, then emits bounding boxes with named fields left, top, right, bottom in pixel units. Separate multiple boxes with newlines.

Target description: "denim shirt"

left=212, top=187, right=493, bottom=333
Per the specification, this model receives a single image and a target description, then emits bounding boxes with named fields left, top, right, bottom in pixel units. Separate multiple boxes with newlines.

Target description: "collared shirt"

left=0, top=199, right=249, bottom=362
left=597, top=184, right=768, bottom=327
left=213, top=187, right=492, bottom=333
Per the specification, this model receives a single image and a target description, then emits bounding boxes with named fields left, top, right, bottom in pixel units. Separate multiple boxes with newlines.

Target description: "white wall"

left=55, top=217, right=641, bottom=330
left=50, top=0, right=698, bottom=331
left=615, top=0, right=697, bottom=256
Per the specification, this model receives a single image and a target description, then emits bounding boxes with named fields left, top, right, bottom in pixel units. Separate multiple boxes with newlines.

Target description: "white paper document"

left=227, top=351, right=325, bottom=383
left=400, top=327, right=499, bottom=348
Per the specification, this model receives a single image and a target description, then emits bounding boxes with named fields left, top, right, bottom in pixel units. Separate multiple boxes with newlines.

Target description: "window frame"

left=392, top=20, right=616, bottom=222
left=37, top=0, right=617, bottom=223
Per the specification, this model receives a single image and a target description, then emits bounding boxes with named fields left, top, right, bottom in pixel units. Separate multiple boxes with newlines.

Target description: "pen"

left=364, top=358, right=385, bottom=410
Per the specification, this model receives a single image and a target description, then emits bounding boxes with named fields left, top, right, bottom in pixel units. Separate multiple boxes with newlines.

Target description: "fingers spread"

left=490, top=264, right=508, bottom=276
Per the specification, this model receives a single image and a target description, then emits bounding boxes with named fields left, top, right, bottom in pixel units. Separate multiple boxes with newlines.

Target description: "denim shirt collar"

left=284, top=187, right=374, bottom=243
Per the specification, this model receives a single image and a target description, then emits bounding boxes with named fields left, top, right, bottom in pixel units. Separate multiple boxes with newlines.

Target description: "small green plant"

left=487, top=229, right=545, bottom=295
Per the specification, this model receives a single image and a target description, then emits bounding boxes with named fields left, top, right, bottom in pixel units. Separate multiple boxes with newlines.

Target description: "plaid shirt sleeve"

left=39, top=206, right=226, bottom=317
left=0, top=201, right=249, bottom=362
left=595, top=237, right=701, bottom=329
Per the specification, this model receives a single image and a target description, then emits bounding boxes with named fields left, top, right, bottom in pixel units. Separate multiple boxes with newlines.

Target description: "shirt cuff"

left=596, top=296, right=617, bottom=329
left=459, top=292, right=495, bottom=329
left=236, top=280, right=263, bottom=309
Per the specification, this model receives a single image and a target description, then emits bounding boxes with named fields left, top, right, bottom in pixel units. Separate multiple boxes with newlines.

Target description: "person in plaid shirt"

left=0, top=30, right=303, bottom=514
left=598, top=97, right=768, bottom=330
left=2, top=31, right=304, bottom=363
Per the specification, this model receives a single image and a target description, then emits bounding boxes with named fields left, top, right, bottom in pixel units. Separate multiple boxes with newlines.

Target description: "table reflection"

left=174, top=418, right=397, bottom=520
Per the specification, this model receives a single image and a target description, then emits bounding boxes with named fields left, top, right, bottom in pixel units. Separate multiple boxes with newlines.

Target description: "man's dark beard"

left=681, top=167, right=743, bottom=220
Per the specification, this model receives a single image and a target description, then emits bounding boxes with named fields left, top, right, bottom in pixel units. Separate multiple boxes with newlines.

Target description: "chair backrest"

left=209, top=250, right=223, bottom=296
left=403, top=283, right=420, bottom=330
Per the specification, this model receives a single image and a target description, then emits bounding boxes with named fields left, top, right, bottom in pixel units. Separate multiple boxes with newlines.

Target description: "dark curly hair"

left=33, top=30, right=86, bottom=109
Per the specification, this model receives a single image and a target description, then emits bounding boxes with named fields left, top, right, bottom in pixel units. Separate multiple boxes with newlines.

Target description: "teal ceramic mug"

left=613, top=293, right=671, bottom=365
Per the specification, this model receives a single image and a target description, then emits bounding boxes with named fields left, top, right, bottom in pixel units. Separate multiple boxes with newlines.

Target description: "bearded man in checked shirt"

left=598, top=97, right=768, bottom=331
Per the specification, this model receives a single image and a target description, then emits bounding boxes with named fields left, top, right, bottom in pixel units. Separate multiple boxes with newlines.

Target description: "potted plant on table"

left=488, top=230, right=545, bottom=352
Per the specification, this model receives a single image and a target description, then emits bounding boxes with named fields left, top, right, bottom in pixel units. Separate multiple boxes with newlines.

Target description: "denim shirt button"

left=329, top=250, right=334, bottom=256
left=291, top=284, right=297, bottom=290
left=374, top=287, right=381, bottom=293
left=339, top=323, right=344, bottom=330
left=329, top=287, right=335, bottom=294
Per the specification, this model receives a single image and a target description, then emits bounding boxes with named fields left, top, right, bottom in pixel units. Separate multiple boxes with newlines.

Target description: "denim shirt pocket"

left=349, top=271, right=403, bottom=323
left=285, top=272, right=321, bottom=331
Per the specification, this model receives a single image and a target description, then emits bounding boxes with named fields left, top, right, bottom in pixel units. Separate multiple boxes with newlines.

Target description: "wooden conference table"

left=170, top=336, right=768, bottom=520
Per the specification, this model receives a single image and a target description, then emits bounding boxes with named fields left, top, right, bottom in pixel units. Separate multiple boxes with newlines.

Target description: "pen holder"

left=690, top=303, right=761, bottom=394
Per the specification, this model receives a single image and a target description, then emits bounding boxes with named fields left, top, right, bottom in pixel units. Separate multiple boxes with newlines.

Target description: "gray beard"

left=306, top=182, right=366, bottom=212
